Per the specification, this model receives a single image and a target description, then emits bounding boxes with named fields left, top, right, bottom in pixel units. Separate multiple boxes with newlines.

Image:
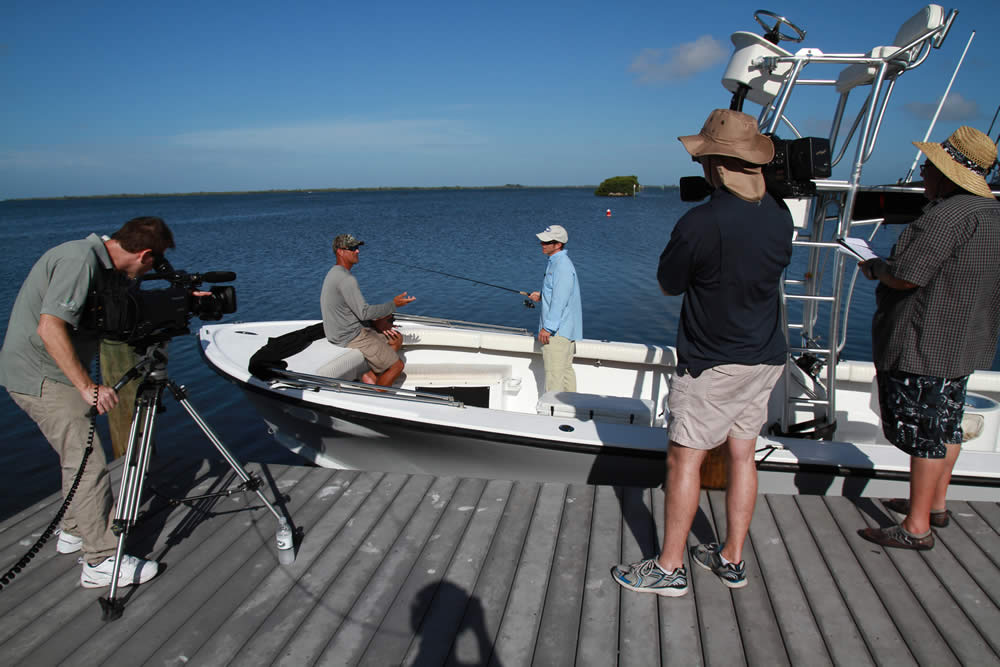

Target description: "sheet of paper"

left=836, top=237, right=879, bottom=261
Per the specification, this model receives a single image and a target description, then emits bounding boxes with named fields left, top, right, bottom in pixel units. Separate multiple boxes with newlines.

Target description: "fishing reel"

left=523, top=299, right=535, bottom=309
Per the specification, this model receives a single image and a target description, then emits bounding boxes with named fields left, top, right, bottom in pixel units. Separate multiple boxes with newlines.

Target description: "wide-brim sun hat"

left=679, top=109, right=775, bottom=166
left=914, top=125, right=997, bottom=199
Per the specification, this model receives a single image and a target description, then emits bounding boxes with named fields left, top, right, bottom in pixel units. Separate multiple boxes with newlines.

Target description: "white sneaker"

left=56, top=530, right=83, bottom=554
left=80, top=554, right=159, bottom=589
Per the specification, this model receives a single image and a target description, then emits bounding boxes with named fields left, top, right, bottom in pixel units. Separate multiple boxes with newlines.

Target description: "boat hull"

left=200, top=319, right=1000, bottom=500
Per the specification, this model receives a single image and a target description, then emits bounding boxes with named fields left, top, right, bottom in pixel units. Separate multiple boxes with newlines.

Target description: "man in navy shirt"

left=612, top=109, right=792, bottom=596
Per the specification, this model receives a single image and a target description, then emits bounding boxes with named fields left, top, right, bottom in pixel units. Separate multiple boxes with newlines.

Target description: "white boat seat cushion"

left=284, top=339, right=368, bottom=380
left=537, top=391, right=656, bottom=427
left=836, top=4, right=945, bottom=93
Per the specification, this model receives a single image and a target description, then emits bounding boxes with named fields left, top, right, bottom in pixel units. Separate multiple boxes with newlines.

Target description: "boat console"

left=715, top=6, right=963, bottom=442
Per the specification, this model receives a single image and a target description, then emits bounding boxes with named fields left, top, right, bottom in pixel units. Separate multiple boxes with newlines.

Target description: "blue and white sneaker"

left=611, top=558, right=688, bottom=597
left=690, top=543, right=747, bottom=588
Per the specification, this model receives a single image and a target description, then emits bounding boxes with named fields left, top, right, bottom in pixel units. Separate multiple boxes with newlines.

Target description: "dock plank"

left=616, top=486, right=660, bottom=667
left=65, top=464, right=319, bottom=667
left=142, top=467, right=347, bottom=665
left=710, top=490, right=790, bottom=666
left=577, top=484, right=623, bottom=666
left=445, top=480, right=539, bottom=666
left=533, top=483, right=594, bottom=667
left=0, top=461, right=998, bottom=666
left=363, top=478, right=513, bottom=666
left=690, top=490, right=744, bottom=666
left=916, top=518, right=1000, bottom=659
left=650, top=485, right=703, bottom=665
left=230, top=472, right=408, bottom=666
left=489, top=481, right=566, bottom=666
left=832, top=498, right=958, bottom=666
left=750, top=495, right=830, bottom=666
left=273, top=473, right=437, bottom=665
left=186, top=470, right=369, bottom=665
left=5, top=463, right=307, bottom=667
left=794, top=495, right=912, bottom=665
left=321, top=476, right=485, bottom=664
left=766, top=495, right=873, bottom=666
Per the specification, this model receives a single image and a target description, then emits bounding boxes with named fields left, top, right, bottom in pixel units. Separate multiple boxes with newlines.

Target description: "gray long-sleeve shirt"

left=320, top=265, right=395, bottom=345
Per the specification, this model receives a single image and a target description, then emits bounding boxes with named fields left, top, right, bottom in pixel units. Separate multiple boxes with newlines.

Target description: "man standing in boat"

left=321, top=233, right=415, bottom=387
left=858, top=126, right=1000, bottom=550
left=528, top=224, right=583, bottom=393
left=612, top=109, right=792, bottom=596
left=0, top=217, right=171, bottom=589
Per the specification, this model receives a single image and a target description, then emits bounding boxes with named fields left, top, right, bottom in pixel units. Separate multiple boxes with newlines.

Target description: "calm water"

left=1, top=188, right=997, bottom=518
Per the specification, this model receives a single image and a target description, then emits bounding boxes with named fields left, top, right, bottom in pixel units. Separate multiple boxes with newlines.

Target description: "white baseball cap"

left=535, top=225, right=568, bottom=243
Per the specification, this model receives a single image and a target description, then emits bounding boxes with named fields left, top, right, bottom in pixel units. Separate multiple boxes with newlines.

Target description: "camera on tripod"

left=84, top=255, right=237, bottom=346
left=679, top=134, right=831, bottom=202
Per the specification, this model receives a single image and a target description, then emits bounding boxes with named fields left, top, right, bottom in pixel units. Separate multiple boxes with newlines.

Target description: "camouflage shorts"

left=876, top=370, right=968, bottom=459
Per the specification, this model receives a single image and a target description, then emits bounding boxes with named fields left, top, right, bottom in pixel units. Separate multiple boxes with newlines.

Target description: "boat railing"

left=729, top=5, right=958, bottom=439
left=395, top=313, right=530, bottom=336
left=265, top=369, right=466, bottom=408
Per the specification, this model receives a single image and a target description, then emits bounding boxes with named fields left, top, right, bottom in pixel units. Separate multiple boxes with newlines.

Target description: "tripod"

left=99, top=342, right=290, bottom=621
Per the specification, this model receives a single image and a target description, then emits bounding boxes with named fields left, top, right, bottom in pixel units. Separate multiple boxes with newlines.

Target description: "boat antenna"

left=903, top=30, right=975, bottom=183
left=372, top=258, right=536, bottom=308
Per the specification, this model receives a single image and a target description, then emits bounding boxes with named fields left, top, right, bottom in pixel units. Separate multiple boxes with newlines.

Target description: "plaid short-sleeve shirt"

left=872, top=193, right=1000, bottom=378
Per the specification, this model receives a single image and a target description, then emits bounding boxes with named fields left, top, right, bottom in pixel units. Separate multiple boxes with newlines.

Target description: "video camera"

left=680, top=134, right=831, bottom=202
left=84, top=255, right=237, bottom=346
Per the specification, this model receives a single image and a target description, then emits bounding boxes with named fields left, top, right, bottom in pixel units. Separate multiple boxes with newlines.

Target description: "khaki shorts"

left=346, top=327, right=399, bottom=374
left=667, top=363, right=783, bottom=450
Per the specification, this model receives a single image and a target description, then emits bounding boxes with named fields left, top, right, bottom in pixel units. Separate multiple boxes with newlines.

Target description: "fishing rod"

left=372, top=258, right=536, bottom=308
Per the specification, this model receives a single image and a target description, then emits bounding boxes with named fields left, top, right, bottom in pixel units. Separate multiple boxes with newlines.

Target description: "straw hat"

left=914, top=126, right=997, bottom=199
left=678, top=109, right=774, bottom=165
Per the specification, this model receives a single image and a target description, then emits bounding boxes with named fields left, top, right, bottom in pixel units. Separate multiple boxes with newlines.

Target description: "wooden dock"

left=0, top=458, right=998, bottom=666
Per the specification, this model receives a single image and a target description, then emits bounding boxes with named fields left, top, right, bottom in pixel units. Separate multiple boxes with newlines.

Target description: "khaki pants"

left=542, top=335, right=576, bottom=393
left=10, top=379, right=119, bottom=563
left=100, top=339, right=141, bottom=459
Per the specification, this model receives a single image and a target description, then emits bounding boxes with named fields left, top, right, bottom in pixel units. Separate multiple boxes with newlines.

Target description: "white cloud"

left=629, top=36, right=729, bottom=84
left=903, top=92, right=980, bottom=121
left=170, top=119, right=487, bottom=152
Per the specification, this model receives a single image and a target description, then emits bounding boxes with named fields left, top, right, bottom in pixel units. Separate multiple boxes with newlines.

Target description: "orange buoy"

left=605, top=209, right=611, bottom=217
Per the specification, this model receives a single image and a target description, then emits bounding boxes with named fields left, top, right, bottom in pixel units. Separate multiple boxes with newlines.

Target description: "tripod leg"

left=100, top=384, right=162, bottom=620
left=167, top=380, right=286, bottom=524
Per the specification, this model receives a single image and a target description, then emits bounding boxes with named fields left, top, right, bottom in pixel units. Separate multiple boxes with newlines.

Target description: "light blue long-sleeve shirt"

left=539, top=250, right=583, bottom=341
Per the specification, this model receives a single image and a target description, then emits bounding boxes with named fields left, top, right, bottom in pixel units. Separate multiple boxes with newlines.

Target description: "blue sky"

left=3, top=1, right=998, bottom=198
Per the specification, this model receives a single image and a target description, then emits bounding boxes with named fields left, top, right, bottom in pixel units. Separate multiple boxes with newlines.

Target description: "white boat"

left=199, top=5, right=1000, bottom=499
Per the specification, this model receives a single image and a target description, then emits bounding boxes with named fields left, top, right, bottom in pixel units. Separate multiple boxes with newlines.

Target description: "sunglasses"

left=540, top=239, right=558, bottom=245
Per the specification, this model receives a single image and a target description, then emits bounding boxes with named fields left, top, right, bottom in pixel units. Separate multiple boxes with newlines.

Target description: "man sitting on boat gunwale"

left=612, top=109, right=793, bottom=596
left=321, top=234, right=415, bottom=387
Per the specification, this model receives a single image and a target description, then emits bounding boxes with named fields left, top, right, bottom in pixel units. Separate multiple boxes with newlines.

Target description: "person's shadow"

left=410, top=580, right=497, bottom=666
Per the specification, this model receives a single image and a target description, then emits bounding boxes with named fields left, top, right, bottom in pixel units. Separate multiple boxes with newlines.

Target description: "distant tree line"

left=594, top=175, right=640, bottom=196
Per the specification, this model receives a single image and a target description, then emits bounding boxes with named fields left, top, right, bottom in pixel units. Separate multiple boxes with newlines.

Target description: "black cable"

left=0, top=381, right=99, bottom=591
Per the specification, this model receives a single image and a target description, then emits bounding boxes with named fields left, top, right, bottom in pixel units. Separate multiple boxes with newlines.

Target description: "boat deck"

left=1, top=457, right=998, bottom=665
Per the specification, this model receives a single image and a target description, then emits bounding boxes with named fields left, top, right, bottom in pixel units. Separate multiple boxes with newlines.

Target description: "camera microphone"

left=200, top=271, right=236, bottom=283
